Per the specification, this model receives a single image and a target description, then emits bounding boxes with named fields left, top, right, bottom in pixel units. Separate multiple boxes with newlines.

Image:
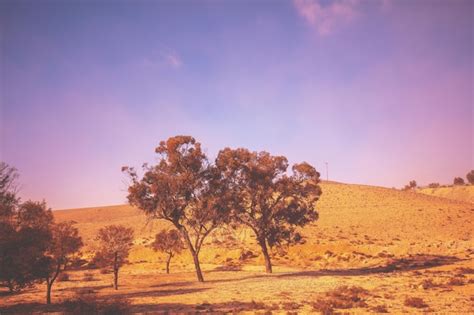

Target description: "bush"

left=57, top=273, right=70, bottom=282
left=453, top=177, right=465, bottom=185
left=312, top=286, right=369, bottom=313
left=421, top=278, right=437, bottom=289
left=428, top=183, right=440, bottom=188
left=404, top=297, right=428, bottom=308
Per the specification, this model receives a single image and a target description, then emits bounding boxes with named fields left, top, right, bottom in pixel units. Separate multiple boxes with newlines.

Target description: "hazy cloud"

left=293, top=0, right=360, bottom=35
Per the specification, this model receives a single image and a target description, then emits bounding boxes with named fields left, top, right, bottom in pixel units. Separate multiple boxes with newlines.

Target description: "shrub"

left=404, top=297, right=428, bottom=308
left=421, top=278, right=437, bottom=289
left=312, top=286, right=369, bottom=313
left=62, top=294, right=130, bottom=315
left=428, top=183, right=440, bottom=188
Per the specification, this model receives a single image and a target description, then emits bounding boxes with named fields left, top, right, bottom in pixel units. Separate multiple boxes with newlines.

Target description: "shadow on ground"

left=277, top=254, right=463, bottom=278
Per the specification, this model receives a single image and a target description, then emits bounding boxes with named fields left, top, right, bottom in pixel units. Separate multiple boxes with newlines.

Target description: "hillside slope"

left=418, top=185, right=474, bottom=204
left=54, top=182, right=474, bottom=270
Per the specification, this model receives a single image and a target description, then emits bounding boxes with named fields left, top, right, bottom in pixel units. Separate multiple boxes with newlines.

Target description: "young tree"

left=94, top=225, right=134, bottom=290
left=453, top=177, right=465, bottom=185
left=151, top=229, right=184, bottom=274
left=466, top=170, right=474, bottom=185
left=124, top=136, right=230, bottom=282
left=216, top=148, right=322, bottom=273
left=44, top=221, right=83, bottom=304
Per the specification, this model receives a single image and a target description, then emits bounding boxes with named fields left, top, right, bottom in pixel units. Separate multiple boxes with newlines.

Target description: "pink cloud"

left=165, top=52, right=182, bottom=68
left=293, top=0, right=360, bottom=35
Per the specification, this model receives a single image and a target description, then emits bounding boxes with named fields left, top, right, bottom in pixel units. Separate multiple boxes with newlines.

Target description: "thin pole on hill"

left=325, top=162, right=328, bottom=181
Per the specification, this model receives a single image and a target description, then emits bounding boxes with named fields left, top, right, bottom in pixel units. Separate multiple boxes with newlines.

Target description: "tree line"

left=402, top=170, right=474, bottom=191
left=0, top=135, right=322, bottom=303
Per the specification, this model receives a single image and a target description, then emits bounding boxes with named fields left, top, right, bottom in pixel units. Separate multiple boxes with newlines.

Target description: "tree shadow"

left=149, top=281, right=194, bottom=288
left=277, top=254, right=463, bottom=279
left=106, top=287, right=207, bottom=300
left=127, top=300, right=275, bottom=313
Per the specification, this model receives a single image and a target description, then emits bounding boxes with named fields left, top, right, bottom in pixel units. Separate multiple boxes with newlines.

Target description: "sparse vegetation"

left=404, top=297, right=428, bottom=308
left=312, top=286, right=369, bottom=313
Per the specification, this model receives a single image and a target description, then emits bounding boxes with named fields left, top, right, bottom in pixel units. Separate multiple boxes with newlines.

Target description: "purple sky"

left=1, top=0, right=472, bottom=209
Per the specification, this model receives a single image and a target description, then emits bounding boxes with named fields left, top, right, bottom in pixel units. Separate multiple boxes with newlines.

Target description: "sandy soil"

left=1, top=182, right=473, bottom=313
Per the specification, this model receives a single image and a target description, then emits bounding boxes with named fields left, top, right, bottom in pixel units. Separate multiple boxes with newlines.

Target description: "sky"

left=0, top=0, right=472, bottom=209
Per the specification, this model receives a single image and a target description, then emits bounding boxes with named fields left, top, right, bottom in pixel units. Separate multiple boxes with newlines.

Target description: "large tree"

left=44, top=221, right=83, bottom=304
left=0, top=200, right=53, bottom=292
left=151, top=229, right=184, bottom=274
left=124, top=136, right=230, bottom=282
left=94, top=225, right=134, bottom=290
left=216, top=148, right=322, bottom=273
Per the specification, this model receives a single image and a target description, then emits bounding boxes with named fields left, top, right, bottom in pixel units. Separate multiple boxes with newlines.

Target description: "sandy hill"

left=418, top=185, right=474, bottom=204
left=3, top=181, right=473, bottom=314
left=54, top=181, right=474, bottom=271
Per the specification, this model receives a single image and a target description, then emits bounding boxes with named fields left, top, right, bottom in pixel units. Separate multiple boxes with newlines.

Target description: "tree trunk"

left=113, top=252, right=119, bottom=290
left=191, top=250, right=204, bottom=282
left=113, top=269, right=118, bottom=290
left=178, top=227, right=205, bottom=282
left=46, top=282, right=52, bottom=304
left=166, top=252, right=172, bottom=274
left=258, top=237, right=273, bottom=273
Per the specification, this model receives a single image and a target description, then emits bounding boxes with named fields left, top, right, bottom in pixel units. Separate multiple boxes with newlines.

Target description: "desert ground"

left=1, top=181, right=473, bottom=314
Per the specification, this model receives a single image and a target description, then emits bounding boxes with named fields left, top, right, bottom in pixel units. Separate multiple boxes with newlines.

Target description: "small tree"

left=466, top=170, right=474, bottom=185
left=124, top=136, right=230, bottom=282
left=216, top=148, right=322, bottom=273
left=94, top=225, right=134, bottom=290
left=151, top=230, right=184, bottom=274
left=402, top=180, right=417, bottom=191
left=44, top=221, right=83, bottom=304
left=453, top=177, right=465, bottom=185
